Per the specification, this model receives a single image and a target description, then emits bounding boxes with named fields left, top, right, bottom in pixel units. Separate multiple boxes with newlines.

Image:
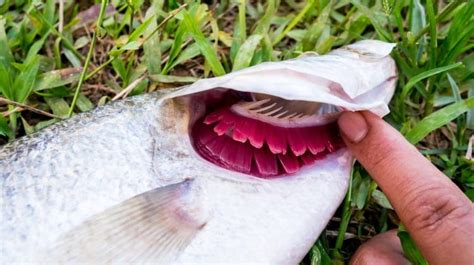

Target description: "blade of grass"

left=410, top=0, right=426, bottom=37
left=35, top=67, right=82, bottom=91
left=447, top=73, right=462, bottom=103
left=467, top=87, right=474, bottom=130
left=0, top=63, right=13, bottom=100
left=76, top=94, right=94, bottom=112
left=332, top=168, right=353, bottom=260
left=401, top=62, right=463, bottom=100
left=13, top=56, right=40, bottom=103
left=128, top=15, right=156, bottom=42
left=168, top=43, right=201, bottom=71
left=182, top=11, right=225, bottom=76
left=238, top=0, right=246, bottom=41
left=410, top=0, right=427, bottom=63
left=310, top=239, right=332, bottom=265
left=398, top=225, right=428, bottom=265
left=232, top=34, right=262, bottom=71
left=67, top=0, right=109, bottom=117
left=272, top=0, right=315, bottom=45
left=149, top=74, right=198, bottom=83
left=209, top=12, right=219, bottom=51
left=405, top=97, right=474, bottom=144
left=45, top=97, right=70, bottom=118
left=372, top=190, right=393, bottom=209
left=425, top=0, right=437, bottom=68
left=144, top=4, right=162, bottom=75
left=0, top=17, right=13, bottom=68
left=0, top=115, right=13, bottom=138
left=161, top=22, right=187, bottom=74
left=230, top=0, right=248, bottom=62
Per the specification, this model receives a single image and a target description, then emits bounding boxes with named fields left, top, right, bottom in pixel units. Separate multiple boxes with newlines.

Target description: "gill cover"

left=165, top=40, right=397, bottom=116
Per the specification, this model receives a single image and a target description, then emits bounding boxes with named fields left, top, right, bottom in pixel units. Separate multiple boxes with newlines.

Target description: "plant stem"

left=332, top=170, right=353, bottom=260
left=67, top=0, right=109, bottom=117
left=1, top=97, right=60, bottom=119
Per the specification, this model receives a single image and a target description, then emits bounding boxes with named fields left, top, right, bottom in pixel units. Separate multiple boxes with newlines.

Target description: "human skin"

left=337, top=111, right=474, bottom=265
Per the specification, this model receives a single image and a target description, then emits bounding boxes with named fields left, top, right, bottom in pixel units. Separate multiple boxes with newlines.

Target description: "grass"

left=0, top=0, right=473, bottom=263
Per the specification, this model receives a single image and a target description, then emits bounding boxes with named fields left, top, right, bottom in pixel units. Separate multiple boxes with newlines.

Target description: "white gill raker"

left=281, top=112, right=306, bottom=120
left=252, top=102, right=277, bottom=113
left=281, top=113, right=300, bottom=119
left=272, top=110, right=289, bottom=118
left=256, top=101, right=289, bottom=115
left=239, top=99, right=271, bottom=109
left=262, top=106, right=284, bottom=116
left=251, top=103, right=299, bottom=119
left=236, top=99, right=299, bottom=121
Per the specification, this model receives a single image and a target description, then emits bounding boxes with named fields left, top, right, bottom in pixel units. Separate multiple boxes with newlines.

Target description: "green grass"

left=0, top=0, right=473, bottom=263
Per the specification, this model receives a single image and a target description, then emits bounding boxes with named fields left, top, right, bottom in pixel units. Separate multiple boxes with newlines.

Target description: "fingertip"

left=337, top=111, right=369, bottom=144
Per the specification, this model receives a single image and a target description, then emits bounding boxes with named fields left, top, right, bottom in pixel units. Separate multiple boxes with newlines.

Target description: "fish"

left=0, top=40, right=397, bottom=264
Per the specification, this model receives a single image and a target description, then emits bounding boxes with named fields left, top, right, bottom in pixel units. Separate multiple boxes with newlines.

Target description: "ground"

left=0, top=0, right=473, bottom=264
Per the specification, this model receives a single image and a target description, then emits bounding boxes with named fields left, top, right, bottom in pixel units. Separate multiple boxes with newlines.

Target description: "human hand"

left=337, top=111, right=474, bottom=265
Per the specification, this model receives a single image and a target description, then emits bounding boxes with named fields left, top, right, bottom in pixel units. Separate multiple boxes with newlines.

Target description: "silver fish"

left=0, top=40, right=397, bottom=264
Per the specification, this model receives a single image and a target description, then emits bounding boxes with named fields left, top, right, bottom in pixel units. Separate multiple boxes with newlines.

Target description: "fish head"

left=143, top=40, right=397, bottom=263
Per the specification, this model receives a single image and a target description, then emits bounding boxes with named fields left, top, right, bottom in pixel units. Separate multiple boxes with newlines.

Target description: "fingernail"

left=337, top=112, right=368, bottom=143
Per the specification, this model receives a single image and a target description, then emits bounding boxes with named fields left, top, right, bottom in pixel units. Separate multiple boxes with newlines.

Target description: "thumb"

left=337, top=111, right=474, bottom=264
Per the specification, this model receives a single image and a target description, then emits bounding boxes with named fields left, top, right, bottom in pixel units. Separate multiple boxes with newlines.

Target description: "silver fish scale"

left=0, top=92, right=173, bottom=260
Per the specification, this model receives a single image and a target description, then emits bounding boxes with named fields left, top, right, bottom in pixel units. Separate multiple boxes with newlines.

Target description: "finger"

left=338, top=111, right=474, bottom=264
left=350, top=230, right=410, bottom=265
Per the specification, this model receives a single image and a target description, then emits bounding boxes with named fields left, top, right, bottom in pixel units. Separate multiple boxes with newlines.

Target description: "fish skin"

left=0, top=40, right=397, bottom=264
left=0, top=91, right=351, bottom=264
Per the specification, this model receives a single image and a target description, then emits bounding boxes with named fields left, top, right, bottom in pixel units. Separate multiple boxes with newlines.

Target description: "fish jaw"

left=172, top=149, right=352, bottom=264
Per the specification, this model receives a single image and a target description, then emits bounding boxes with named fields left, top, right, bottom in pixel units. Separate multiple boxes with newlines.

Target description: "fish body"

left=0, top=40, right=397, bottom=264
left=1, top=93, right=351, bottom=264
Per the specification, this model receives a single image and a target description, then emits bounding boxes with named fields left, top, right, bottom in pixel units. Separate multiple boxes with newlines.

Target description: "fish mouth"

left=186, top=89, right=345, bottom=179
